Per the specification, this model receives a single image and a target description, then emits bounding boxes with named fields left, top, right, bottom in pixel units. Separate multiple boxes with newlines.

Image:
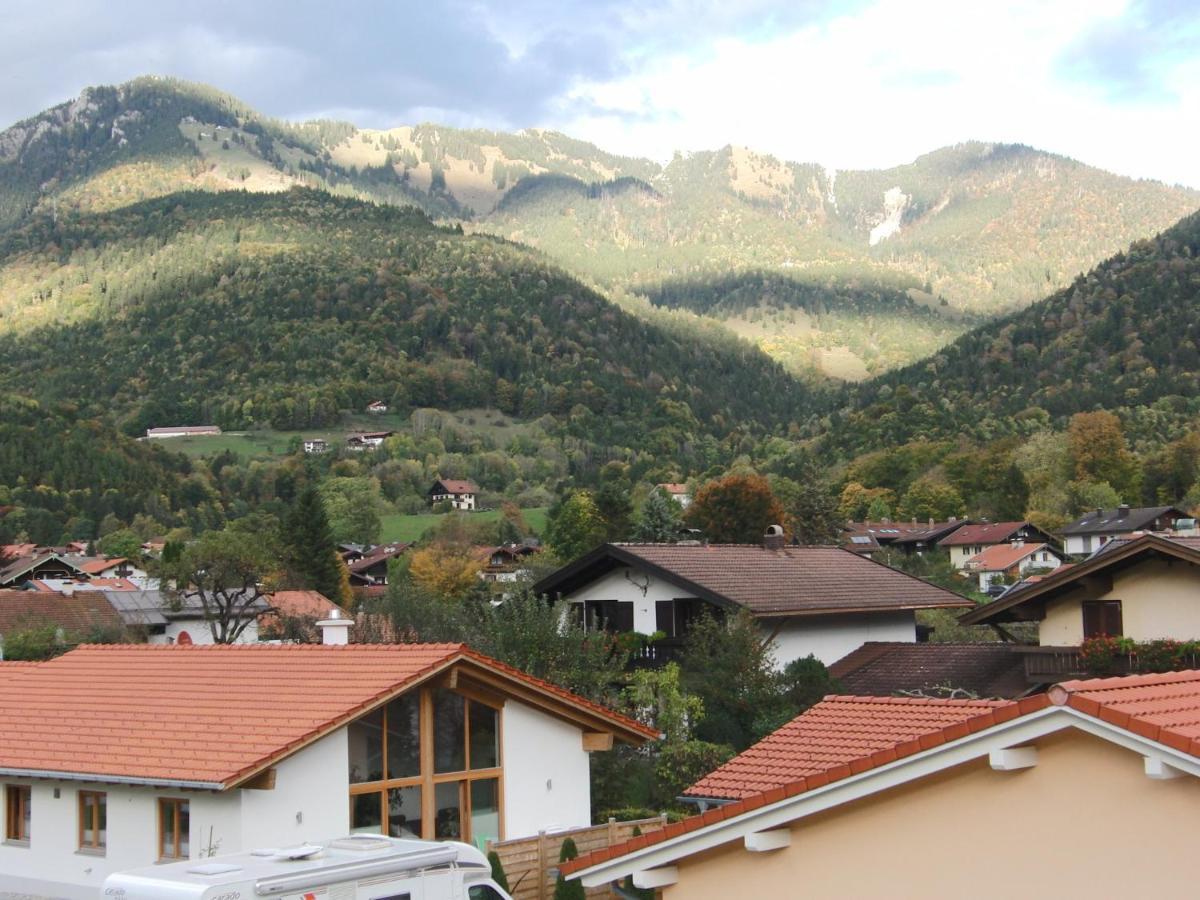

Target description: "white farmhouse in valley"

left=0, top=633, right=652, bottom=898
left=429, top=478, right=480, bottom=511
left=533, top=529, right=970, bottom=669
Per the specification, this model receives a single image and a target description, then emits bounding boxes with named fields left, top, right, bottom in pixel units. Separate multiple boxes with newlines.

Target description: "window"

left=5, top=785, right=30, bottom=843
left=580, top=599, right=633, bottom=633
left=159, top=798, right=189, bottom=860
left=469, top=886, right=507, bottom=900
left=78, top=791, right=106, bottom=853
left=655, top=598, right=704, bottom=639
left=1083, top=600, right=1123, bottom=639
left=1082, top=536, right=1093, bottom=553
left=349, top=688, right=502, bottom=846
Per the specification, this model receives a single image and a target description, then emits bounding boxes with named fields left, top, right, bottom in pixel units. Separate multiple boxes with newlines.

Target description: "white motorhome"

left=101, top=835, right=512, bottom=900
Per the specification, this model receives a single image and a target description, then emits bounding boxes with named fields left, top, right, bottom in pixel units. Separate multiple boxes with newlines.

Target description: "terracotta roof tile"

left=266, top=591, right=342, bottom=619
left=565, top=671, right=1200, bottom=879
left=433, top=479, right=478, bottom=494
left=0, top=590, right=124, bottom=635
left=0, top=643, right=654, bottom=788
left=963, top=543, right=1060, bottom=572
left=683, top=695, right=1014, bottom=801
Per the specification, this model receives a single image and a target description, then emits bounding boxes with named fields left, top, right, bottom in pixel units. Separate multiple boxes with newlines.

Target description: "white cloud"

left=552, top=0, right=1199, bottom=187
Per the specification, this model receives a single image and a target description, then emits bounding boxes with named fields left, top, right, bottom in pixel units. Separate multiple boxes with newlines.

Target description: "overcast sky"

left=1, top=0, right=1197, bottom=187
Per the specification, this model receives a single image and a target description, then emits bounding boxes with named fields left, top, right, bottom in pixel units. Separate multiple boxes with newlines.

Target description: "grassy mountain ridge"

left=0, top=189, right=812, bottom=459
left=825, top=209, right=1200, bottom=454
left=4, top=78, right=1194, bottom=381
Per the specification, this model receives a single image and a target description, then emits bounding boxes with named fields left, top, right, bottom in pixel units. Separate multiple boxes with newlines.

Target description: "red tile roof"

left=656, top=483, right=689, bottom=494
left=78, top=557, right=129, bottom=575
left=0, top=643, right=655, bottom=788
left=963, top=542, right=1060, bottom=572
left=267, top=590, right=341, bottom=619
left=564, top=692, right=1048, bottom=876
left=0, top=590, right=124, bottom=636
left=537, top=544, right=971, bottom=617
left=565, top=668, right=1200, bottom=878
left=433, top=479, right=479, bottom=494
left=939, top=522, right=1030, bottom=546
left=684, top=695, right=1015, bottom=801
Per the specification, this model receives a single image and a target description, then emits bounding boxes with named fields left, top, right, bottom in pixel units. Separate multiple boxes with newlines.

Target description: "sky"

left=0, top=0, right=1197, bottom=187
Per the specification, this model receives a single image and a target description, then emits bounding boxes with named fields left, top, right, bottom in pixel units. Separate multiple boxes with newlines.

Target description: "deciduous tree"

left=685, top=473, right=786, bottom=544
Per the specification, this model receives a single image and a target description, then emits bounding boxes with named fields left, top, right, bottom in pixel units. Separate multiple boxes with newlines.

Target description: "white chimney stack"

left=317, top=608, right=351, bottom=646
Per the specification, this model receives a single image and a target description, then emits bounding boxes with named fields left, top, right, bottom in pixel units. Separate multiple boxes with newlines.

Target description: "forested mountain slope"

left=826, top=210, right=1200, bottom=454
left=3, top=78, right=1194, bottom=382
left=0, top=189, right=811, bottom=459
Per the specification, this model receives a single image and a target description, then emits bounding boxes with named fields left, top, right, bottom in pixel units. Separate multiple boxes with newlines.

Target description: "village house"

left=302, top=437, right=328, bottom=454
left=565, top=671, right=1200, bottom=898
left=1059, top=504, right=1189, bottom=556
left=841, top=518, right=966, bottom=557
left=475, top=544, right=539, bottom=583
left=939, top=521, right=1059, bottom=570
left=344, top=542, right=410, bottom=587
left=429, top=478, right=480, bottom=511
left=0, top=633, right=654, bottom=899
left=0, top=590, right=126, bottom=657
left=77, top=556, right=147, bottom=581
left=963, top=542, right=1066, bottom=592
left=346, top=430, right=394, bottom=451
left=143, top=425, right=222, bottom=439
left=960, top=533, right=1200, bottom=683
left=367, top=400, right=389, bottom=414
left=533, top=529, right=971, bottom=669
left=656, top=483, right=692, bottom=509
left=0, top=552, right=86, bottom=588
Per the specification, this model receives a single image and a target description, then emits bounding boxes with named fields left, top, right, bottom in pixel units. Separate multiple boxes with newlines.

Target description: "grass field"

left=380, top=507, right=548, bottom=542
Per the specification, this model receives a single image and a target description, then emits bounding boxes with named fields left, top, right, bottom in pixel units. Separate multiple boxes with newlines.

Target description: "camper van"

left=100, top=834, right=513, bottom=900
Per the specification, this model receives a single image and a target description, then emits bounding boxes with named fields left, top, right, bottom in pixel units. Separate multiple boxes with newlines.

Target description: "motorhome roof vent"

left=330, top=835, right=393, bottom=851
left=187, top=862, right=243, bottom=875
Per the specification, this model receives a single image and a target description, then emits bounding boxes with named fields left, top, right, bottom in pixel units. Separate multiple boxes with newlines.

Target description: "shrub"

left=487, top=850, right=510, bottom=892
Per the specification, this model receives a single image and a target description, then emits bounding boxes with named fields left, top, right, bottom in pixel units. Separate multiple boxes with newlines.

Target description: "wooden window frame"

left=5, top=784, right=30, bottom=844
left=158, top=797, right=188, bottom=861
left=348, top=687, right=504, bottom=844
left=1082, top=599, right=1123, bottom=639
left=78, top=790, right=106, bottom=853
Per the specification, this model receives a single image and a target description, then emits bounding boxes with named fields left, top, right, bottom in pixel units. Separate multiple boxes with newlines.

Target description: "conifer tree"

left=281, top=484, right=347, bottom=604
left=631, top=487, right=684, bottom=542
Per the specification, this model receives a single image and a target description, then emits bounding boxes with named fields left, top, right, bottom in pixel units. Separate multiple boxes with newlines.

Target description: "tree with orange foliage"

left=685, top=473, right=787, bottom=544
left=408, top=545, right=483, bottom=600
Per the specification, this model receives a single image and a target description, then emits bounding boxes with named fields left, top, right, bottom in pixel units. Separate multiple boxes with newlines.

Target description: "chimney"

left=317, top=608, right=352, bottom=645
left=763, top=525, right=786, bottom=551
left=1118, top=504, right=1130, bottom=519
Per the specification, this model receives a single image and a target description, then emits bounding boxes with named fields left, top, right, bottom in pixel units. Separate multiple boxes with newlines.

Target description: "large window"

left=4, top=785, right=30, bottom=844
left=349, top=688, right=501, bottom=847
left=78, top=791, right=106, bottom=853
left=1083, top=600, right=1123, bottom=639
left=580, top=599, right=634, bottom=633
left=159, top=798, right=189, bottom=860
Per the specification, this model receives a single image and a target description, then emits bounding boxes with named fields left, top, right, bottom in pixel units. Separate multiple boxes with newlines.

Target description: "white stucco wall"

left=1040, top=558, right=1200, bottom=645
left=0, top=780, right=238, bottom=900
left=567, top=566, right=682, bottom=635
left=160, top=617, right=260, bottom=645
left=501, top=700, right=591, bottom=838
left=0, top=732, right=350, bottom=898
left=765, top=612, right=917, bottom=668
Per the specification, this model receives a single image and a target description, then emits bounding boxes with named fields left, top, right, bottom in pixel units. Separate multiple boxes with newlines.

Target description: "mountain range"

left=3, top=77, right=1195, bottom=381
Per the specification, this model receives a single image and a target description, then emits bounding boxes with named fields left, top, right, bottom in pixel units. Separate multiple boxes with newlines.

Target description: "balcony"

left=1015, top=644, right=1200, bottom=683
left=629, top=637, right=687, bottom=669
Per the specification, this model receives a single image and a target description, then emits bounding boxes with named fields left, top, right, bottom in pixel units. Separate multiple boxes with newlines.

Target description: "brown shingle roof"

left=432, top=479, right=478, bottom=494
left=0, top=590, right=124, bottom=636
left=0, top=643, right=656, bottom=788
left=829, top=642, right=1030, bottom=699
left=536, top=544, right=971, bottom=618
left=939, top=521, right=1031, bottom=546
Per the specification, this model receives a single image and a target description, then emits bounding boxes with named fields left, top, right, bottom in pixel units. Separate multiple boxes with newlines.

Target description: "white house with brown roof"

left=656, top=483, right=692, bottom=509
left=939, top=521, right=1058, bottom=570
left=963, top=542, right=1066, bottom=591
left=429, top=478, right=480, bottom=511
left=0, top=634, right=653, bottom=898
left=144, top=425, right=222, bottom=439
left=566, top=671, right=1200, bottom=898
left=533, top=534, right=970, bottom=669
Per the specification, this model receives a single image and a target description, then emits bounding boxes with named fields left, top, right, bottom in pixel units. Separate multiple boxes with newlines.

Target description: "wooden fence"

left=487, top=815, right=669, bottom=899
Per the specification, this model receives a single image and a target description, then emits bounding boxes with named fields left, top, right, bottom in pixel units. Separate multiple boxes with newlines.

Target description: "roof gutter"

left=0, top=766, right=224, bottom=791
